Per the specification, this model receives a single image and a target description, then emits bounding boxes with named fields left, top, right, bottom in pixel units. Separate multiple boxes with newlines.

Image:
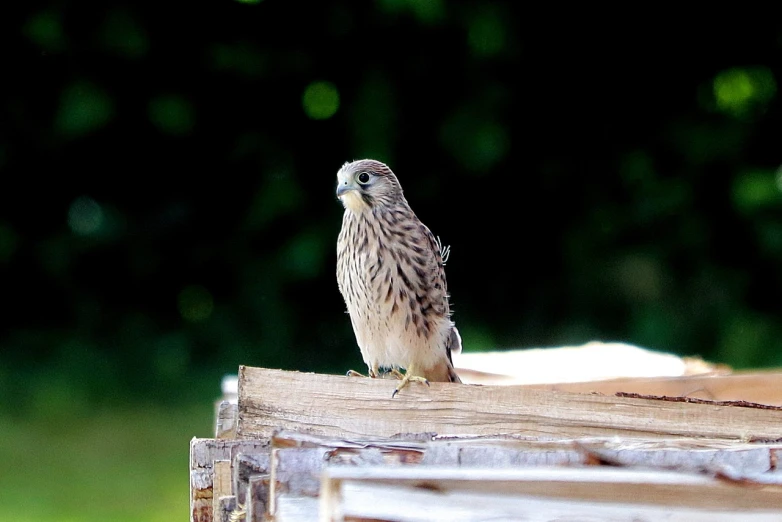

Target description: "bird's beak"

left=336, top=183, right=354, bottom=197
left=336, top=172, right=357, bottom=197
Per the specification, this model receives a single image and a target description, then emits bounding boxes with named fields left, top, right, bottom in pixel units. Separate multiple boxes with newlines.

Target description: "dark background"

left=2, top=3, right=781, bottom=412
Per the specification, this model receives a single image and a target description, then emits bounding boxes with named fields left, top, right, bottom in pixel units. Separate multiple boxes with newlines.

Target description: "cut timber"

left=276, top=496, right=319, bottom=522
left=260, top=430, right=782, bottom=515
left=216, top=496, right=236, bottom=522
left=320, top=467, right=782, bottom=521
left=237, top=366, right=782, bottom=441
left=269, top=429, right=782, bottom=479
left=189, top=438, right=268, bottom=522
left=320, top=467, right=782, bottom=522
left=525, top=370, right=782, bottom=407
left=211, top=460, right=231, bottom=518
left=215, top=400, right=238, bottom=438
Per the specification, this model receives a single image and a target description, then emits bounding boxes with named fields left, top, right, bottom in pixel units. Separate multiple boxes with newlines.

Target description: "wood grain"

left=526, top=370, right=782, bottom=406
left=323, top=476, right=782, bottom=521
left=237, top=366, right=782, bottom=441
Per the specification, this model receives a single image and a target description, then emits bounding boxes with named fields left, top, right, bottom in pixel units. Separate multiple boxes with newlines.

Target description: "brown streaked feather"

left=335, top=159, right=461, bottom=384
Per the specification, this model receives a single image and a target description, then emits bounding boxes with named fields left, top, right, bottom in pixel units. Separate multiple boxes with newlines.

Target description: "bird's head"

left=336, top=159, right=403, bottom=212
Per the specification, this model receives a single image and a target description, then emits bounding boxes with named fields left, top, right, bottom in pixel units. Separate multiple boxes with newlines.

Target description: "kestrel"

left=335, top=159, right=462, bottom=396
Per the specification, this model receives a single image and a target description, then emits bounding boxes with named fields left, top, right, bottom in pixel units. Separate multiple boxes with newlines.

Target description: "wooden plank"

left=320, top=466, right=782, bottom=521
left=525, top=371, right=782, bottom=407
left=216, top=496, right=236, bottom=522
left=231, top=452, right=270, bottom=507
left=189, top=438, right=269, bottom=522
left=190, top=469, right=213, bottom=522
left=276, top=495, right=319, bottom=522
left=235, top=429, right=782, bottom=519
left=215, top=400, right=238, bottom=439
left=246, top=475, right=268, bottom=522
left=211, top=460, right=232, bottom=518
left=237, top=366, right=782, bottom=441
left=190, top=438, right=269, bottom=469
left=269, top=446, right=330, bottom=516
left=323, top=480, right=782, bottom=522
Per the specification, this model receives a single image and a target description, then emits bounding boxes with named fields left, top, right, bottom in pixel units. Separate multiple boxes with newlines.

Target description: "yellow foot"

left=346, top=367, right=379, bottom=378
left=391, top=370, right=430, bottom=398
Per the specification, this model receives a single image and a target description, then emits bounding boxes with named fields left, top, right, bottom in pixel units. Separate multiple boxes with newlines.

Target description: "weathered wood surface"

left=238, top=366, right=782, bottom=441
left=215, top=400, right=238, bottom=439
left=269, top=447, right=330, bottom=515
left=192, top=429, right=782, bottom=521
left=245, top=475, right=267, bottom=522
left=216, top=496, right=236, bottom=522
left=526, top=370, right=782, bottom=406
left=191, top=367, right=782, bottom=521
left=270, top=429, right=782, bottom=476
left=211, top=460, right=232, bottom=518
left=232, top=452, right=270, bottom=506
left=216, top=429, right=782, bottom=520
left=189, top=437, right=268, bottom=522
left=276, top=496, right=319, bottom=522
left=320, top=467, right=782, bottom=522
left=323, top=481, right=782, bottom=522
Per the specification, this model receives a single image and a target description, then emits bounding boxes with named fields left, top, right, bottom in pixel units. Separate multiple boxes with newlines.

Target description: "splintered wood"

left=238, top=367, right=782, bottom=441
left=190, top=363, right=782, bottom=522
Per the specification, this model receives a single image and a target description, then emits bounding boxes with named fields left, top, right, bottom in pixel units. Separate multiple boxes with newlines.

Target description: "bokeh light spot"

left=55, top=81, right=114, bottom=137
left=281, top=232, right=327, bottom=279
left=713, top=67, right=776, bottom=118
left=440, top=111, right=510, bottom=172
left=378, top=0, right=444, bottom=23
left=472, top=123, right=509, bottom=169
left=302, top=81, right=340, bottom=120
left=148, top=95, right=195, bottom=135
left=468, top=12, right=505, bottom=56
left=24, top=10, right=64, bottom=52
left=68, top=196, right=105, bottom=236
left=100, top=8, right=149, bottom=58
left=210, top=43, right=265, bottom=77
left=732, top=170, right=780, bottom=212
left=178, top=285, right=214, bottom=323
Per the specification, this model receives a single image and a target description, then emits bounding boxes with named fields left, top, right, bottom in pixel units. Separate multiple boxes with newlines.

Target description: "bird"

left=335, top=159, right=462, bottom=396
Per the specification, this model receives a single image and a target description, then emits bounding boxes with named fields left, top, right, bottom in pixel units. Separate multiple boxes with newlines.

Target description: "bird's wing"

left=418, top=222, right=451, bottom=318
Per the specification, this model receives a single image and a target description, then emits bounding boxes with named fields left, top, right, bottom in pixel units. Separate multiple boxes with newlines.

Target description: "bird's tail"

left=447, top=362, right=462, bottom=383
left=446, top=326, right=462, bottom=383
left=422, top=326, right=463, bottom=383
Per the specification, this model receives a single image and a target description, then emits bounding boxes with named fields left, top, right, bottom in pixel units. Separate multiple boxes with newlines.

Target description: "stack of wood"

left=190, top=344, right=782, bottom=521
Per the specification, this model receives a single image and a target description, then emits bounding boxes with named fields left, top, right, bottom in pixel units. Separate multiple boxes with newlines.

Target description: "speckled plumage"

left=335, top=159, right=461, bottom=384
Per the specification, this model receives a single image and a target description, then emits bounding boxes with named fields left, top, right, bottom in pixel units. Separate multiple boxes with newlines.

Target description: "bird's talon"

left=391, top=371, right=429, bottom=396
left=346, top=369, right=366, bottom=378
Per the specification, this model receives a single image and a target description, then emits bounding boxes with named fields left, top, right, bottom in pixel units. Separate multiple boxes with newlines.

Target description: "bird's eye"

left=357, top=172, right=370, bottom=184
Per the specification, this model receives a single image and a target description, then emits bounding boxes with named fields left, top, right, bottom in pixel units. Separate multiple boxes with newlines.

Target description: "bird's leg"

left=346, top=363, right=380, bottom=378
left=391, top=366, right=430, bottom=398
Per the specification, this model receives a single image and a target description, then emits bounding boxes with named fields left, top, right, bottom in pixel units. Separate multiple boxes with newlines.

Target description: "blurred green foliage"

left=2, top=4, right=781, bottom=410
left=1, top=4, right=781, bottom=519
left=0, top=404, right=210, bottom=521
left=2, top=9, right=782, bottom=519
